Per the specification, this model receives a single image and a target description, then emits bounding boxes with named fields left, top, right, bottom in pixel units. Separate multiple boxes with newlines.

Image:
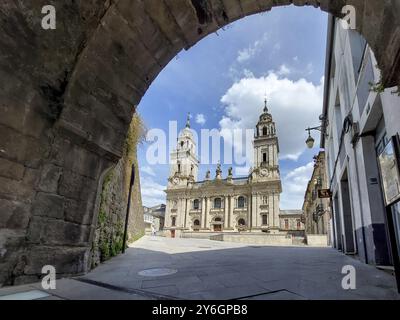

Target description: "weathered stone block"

left=0, top=174, right=37, bottom=201
left=23, top=246, right=90, bottom=276
left=0, top=124, right=49, bottom=169
left=64, top=191, right=96, bottom=226
left=27, top=217, right=91, bottom=247
left=32, top=192, right=65, bottom=220
left=58, top=170, right=97, bottom=201
left=0, top=199, right=30, bottom=230
left=38, top=164, right=62, bottom=193
left=0, top=157, right=25, bottom=180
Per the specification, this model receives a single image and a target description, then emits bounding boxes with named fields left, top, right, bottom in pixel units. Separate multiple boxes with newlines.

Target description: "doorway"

left=340, top=170, right=356, bottom=254
left=171, top=230, right=176, bottom=238
left=213, top=225, right=222, bottom=232
left=333, top=194, right=343, bottom=251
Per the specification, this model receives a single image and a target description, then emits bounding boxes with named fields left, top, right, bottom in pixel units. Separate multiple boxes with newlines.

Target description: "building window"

left=297, top=219, right=301, bottom=230
left=177, top=161, right=181, bottom=173
left=214, top=198, right=222, bottom=209
left=238, top=196, right=245, bottom=208
left=193, top=199, right=200, bottom=210
left=263, top=127, right=268, bottom=136
left=263, top=152, right=267, bottom=163
left=284, top=219, right=289, bottom=230
left=171, top=217, right=176, bottom=227
left=238, top=219, right=246, bottom=226
left=262, top=215, right=268, bottom=226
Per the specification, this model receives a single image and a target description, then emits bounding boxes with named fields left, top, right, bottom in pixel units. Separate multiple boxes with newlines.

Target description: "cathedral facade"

left=164, top=101, right=282, bottom=238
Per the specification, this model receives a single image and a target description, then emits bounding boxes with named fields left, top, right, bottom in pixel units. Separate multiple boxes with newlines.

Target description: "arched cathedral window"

left=263, top=126, right=268, bottom=136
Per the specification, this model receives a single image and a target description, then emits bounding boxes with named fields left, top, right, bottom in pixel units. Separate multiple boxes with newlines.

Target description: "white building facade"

left=322, top=15, right=400, bottom=272
left=164, top=102, right=282, bottom=238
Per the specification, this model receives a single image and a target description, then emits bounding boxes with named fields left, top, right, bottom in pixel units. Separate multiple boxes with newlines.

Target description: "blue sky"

left=137, top=5, right=328, bottom=209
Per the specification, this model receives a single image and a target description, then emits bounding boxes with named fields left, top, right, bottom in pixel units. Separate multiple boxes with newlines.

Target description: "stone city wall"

left=91, top=115, right=145, bottom=268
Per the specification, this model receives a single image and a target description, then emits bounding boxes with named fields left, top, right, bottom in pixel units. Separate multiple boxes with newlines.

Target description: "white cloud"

left=219, top=71, right=324, bottom=161
left=272, top=43, right=281, bottom=53
left=141, top=166, right=156, bottom=177
left=305, top=62, right=314, bottom=75
left=281, top=162, right=314, bottom=209
left=243, top=69, right=255, bottom=78
left=196, top=114, right=206, bottom=125
left=237, top=49, right=254, bottom=63
left=234, top=166, right=251, bottom=176
left=236, top=32, right=270, bottom=63
left=277, top=64, right=291, bottom=76
left=140, top=175, right=166, bottom=207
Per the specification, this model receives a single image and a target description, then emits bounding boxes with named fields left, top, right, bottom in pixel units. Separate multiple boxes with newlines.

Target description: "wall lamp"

left=305, top=115, right=329, bottom=149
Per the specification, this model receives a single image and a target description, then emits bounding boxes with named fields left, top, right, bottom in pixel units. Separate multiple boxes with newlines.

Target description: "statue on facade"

left=216, top=162, right=222, bottom=180
left=228, top=167, right=233, bottom=177
left=205, top=170, right=211, bottom=180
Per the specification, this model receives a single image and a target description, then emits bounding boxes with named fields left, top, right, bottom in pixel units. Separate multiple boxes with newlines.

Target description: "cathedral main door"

left=214, top=225, right=222, bottom=232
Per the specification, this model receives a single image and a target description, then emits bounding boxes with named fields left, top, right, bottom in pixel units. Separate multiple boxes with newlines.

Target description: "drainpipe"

left=122, top=163, right=135, bottom=254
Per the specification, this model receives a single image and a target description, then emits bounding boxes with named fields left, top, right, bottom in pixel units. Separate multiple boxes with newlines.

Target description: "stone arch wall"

left=1, top=0, right=400, bottom=285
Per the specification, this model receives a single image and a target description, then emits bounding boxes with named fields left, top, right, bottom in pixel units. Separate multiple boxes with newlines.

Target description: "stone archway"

left=212, top=216, right=223, bottom=232
left=1, top=0, right=400, bottom=285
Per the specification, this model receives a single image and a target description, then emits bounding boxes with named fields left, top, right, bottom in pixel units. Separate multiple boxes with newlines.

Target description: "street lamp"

left=305, top=115, right=328, bottom=149
left=306, top=131, right=315, bottom=149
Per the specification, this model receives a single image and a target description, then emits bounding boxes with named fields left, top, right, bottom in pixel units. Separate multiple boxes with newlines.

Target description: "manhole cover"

left=138, top=268, right=177, bottom=277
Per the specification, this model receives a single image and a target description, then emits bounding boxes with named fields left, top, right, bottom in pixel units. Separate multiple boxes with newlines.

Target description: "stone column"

left=201, top=197, right=206, bottom=229
left=269, top=194, right=275, bottom=228
left=269, top=145, right=274, bottom=166
left=184, top=198, right=188, bottom=229
left=229, top=195, right=234, bottom=229
left=178, top=198, right=184, bottom=228
left=206, top=197, right=212, bottom=229
left=204, top=197, right=210, bottom=230
left=274, top=194, right=280, bottom=229
left=224, top=196, right=229, bottom=229
left=251, top=194, right=257, bottom=230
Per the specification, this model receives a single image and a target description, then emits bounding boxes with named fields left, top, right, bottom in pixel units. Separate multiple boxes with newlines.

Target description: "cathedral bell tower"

left=168, top=114, right=199, bottom=187
left=252, top=99, right=280, bottom=181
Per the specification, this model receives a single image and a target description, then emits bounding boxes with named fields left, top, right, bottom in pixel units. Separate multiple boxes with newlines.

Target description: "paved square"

left=80, top=236, right=399, bottom=300
left=0, top=236, right=399, bottom=300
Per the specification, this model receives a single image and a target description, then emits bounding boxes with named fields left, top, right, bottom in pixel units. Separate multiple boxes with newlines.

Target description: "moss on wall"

left=91, top=113, right=146, bottom=268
